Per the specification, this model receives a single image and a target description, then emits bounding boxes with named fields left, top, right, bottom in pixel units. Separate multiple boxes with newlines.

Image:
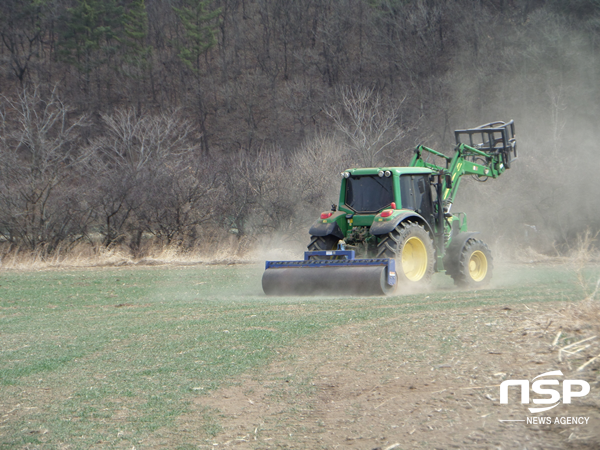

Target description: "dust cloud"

left=439, top=10, right=600, bottom=260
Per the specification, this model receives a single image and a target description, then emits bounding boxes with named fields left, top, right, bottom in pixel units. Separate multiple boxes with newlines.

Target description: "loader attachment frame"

left=454, top=120, right=517, bottom=167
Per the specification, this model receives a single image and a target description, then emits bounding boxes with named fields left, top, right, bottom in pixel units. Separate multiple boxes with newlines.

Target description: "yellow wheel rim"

left=402, top=237, right=428, bottom=281
left=468, top=250, right=488, bottom=282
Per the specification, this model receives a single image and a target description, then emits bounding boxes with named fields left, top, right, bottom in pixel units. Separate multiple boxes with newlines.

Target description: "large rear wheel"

left=307, top=235, right=339, bottom=260
left=447, top=239, right=493, bottom=288
left=376, top=221, right=435, bottom=287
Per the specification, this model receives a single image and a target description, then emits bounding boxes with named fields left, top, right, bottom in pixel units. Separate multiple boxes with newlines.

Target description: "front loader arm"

left=442, top=143, right=506, bottom=204
left=411, top=120, right=516, bottom=206
left=410, top=143, right=503, bottom=203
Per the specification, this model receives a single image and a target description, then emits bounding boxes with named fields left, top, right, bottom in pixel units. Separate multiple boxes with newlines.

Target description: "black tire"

left=376, top=221, right=435, bottom=286
left=307, top=235, right=339, bottom=260
left=447, top=239, right=493, bottom=288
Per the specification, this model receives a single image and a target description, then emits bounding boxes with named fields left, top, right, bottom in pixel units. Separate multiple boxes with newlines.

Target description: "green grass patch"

left=0, top=262, right=596, bottom=448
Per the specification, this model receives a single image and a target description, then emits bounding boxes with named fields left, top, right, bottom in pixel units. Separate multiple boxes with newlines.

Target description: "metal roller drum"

left=262, top=265, right=395, bottom=296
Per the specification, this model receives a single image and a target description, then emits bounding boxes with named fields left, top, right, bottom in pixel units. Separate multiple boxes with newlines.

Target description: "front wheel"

left=448, top=239, right=493, bottom=288
left=376, top=221, right=435, bottom=287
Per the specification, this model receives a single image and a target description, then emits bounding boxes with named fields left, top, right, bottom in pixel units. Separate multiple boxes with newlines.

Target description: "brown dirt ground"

left=180, top=302, right=600, bottom=450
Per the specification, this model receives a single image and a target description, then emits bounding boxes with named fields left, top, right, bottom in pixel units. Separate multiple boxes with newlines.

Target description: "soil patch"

left=188, top=303, right=600, bottom=449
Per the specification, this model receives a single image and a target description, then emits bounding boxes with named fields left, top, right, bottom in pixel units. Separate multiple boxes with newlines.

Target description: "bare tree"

left=292, top=134, right=354, bottom=207
left=96, top=108, right=195, bottom=172
left=0, top=0, right=47, bottom=86
left=87, top=108, right=219, bottom=252
left=140, top=158, right=222, bottom=248
left=0, top=85, right=90, bottom=252
left=326, top=87, right=407, bottom=167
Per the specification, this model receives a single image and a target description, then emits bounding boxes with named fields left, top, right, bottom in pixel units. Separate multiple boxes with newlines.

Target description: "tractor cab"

left=307, top=167, right=439, bottom=259
left=340, top=167, right=436, bottom=218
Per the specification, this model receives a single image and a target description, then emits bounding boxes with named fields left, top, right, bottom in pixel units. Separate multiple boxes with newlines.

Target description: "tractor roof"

left=345, top=167, right=435, bottom=176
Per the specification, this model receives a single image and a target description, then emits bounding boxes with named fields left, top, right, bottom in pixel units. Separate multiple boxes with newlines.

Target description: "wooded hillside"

left=0, top=0, right=598, bottom=258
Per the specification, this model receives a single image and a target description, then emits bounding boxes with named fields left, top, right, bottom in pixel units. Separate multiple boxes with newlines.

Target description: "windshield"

left=345, top=175, right=394, bottom=213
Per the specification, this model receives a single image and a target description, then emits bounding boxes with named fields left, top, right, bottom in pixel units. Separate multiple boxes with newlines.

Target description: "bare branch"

left=326, top=87, right=407, bottom=167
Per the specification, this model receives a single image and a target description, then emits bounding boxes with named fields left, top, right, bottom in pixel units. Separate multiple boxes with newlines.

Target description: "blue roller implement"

left=262, top=250, right=397, bottom=296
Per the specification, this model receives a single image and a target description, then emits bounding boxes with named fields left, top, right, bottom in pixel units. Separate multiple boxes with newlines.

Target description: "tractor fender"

left=370, top=211, right=433, bottom=237
left=444, top=232, right=480, bottom=264
left=308, top=219, right=345, bottom=240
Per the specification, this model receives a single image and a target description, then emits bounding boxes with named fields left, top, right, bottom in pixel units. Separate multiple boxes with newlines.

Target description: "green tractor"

left=262, top=121, right=516, bottom=296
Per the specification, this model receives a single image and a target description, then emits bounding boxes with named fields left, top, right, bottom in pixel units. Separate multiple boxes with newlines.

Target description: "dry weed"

left=0, top=233, right=264, bottom=270
left=534, top=295, right=600, bottom=373
left=526, top=232, right=600, bottom=373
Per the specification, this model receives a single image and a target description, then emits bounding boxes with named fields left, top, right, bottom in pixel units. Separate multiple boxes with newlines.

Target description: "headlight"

left=385, top=170, right=391, bottom=177
left=344, top=172, right=350, bottom=178
left=378, top=170, right=384, bottom=177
